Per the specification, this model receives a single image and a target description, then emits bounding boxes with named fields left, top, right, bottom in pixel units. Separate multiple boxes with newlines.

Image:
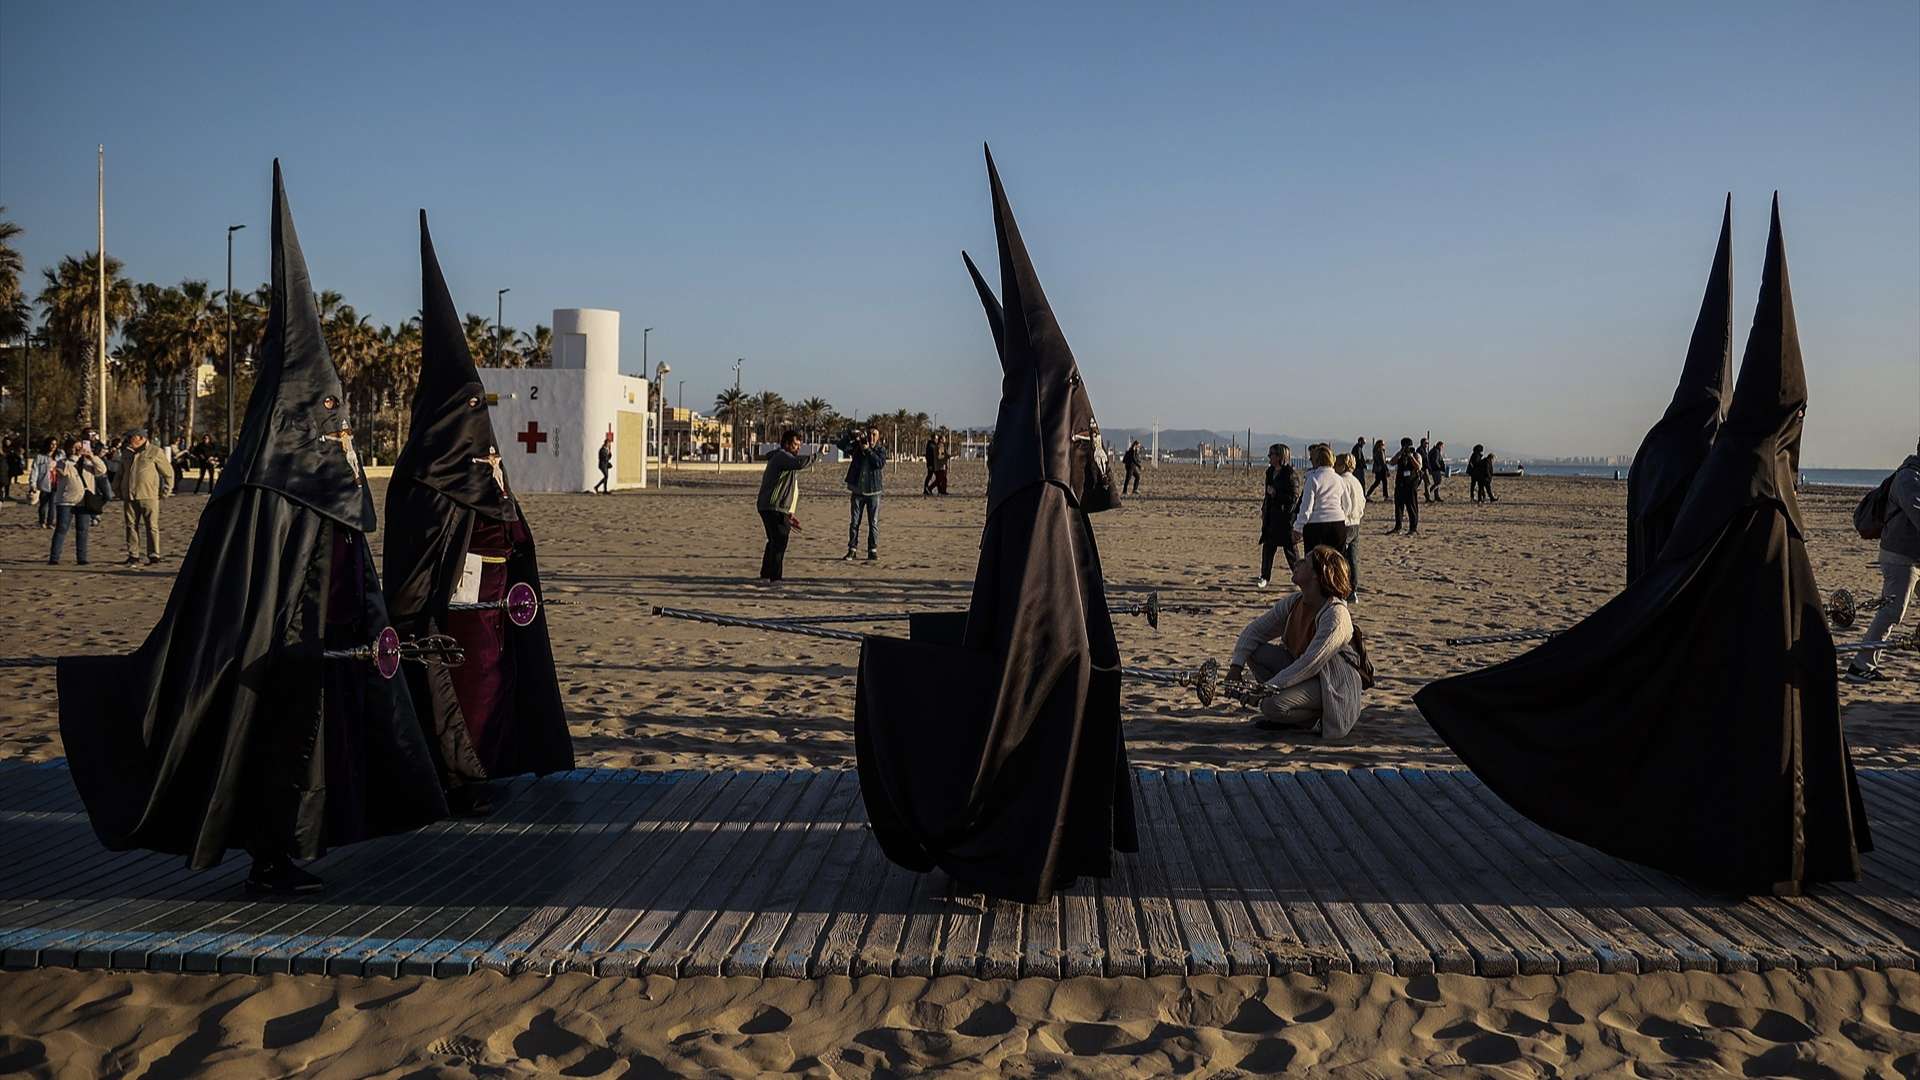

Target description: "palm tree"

left=514, top=324, right=551, bottom=368
left=0, top=210, right=27, bottom=344
left=713, top=387, right=749, bottom=456
left=753, top=389, right=787, bottom=445
left=790, top=396, right=834, bottom=443
left=463, top=313, right=506, bottom=367
left=37, top=251, right=136, bottom=429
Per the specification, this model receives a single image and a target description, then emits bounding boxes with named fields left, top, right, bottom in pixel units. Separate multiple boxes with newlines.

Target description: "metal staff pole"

left=775, top=591, right=1163, bottom=630
left=1445, top=629, right=1561, bottom=647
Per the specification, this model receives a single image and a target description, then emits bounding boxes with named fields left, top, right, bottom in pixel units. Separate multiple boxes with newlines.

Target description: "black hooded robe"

left=1415, top=197, right=1868, bottom=895
left=57, top=162, right=446, bottom=869
left=1626, top=195, right=1734, bottom=583
left=383, top=213, right=572, bottom=790
left=855, top=148, right=1137, bottom=904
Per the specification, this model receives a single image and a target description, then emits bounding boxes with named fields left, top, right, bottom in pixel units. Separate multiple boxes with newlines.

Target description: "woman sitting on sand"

left=1225, top=545, right=1369, bottom=737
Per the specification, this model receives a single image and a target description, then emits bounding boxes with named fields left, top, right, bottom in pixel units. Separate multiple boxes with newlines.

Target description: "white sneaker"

left=1255, top=578, right=1268, bottom=589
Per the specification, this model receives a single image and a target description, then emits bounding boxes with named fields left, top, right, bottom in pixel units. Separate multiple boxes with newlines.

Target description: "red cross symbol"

left=516, top=421, right=548, bottom=454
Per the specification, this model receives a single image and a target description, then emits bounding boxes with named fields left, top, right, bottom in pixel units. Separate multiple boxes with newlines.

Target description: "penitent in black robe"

left=1625, top=195, right=1733, bottom=584
left=856, top=146, right=1136, bottom=904
left=58, top=162, right=446, bottom=869
left=1415, top=197, right=1868, bottom=895
left=383, top=212, right=571, bottom=788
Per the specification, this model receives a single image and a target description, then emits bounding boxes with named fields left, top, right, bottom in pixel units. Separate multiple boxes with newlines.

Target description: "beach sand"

left=1, top=464, right=1914, bottom=1076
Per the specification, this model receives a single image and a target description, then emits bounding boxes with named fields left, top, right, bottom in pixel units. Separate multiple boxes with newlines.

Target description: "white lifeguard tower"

left=478, top=308, right=651, bottom=492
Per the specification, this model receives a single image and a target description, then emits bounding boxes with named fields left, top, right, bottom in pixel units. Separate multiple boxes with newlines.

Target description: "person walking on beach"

left=837, top=424, right=887, bottom=561
left=1428, top=440, right=1449, bottom=502
left=1845, top=439, right=1920, bottom=684
left=1122, top=438, right=1144, bottom=495
left=755, top=429, right=820, bottom=583
left=30, top=438, right=58, bottom=527
left=1337, top=453, right=1366, bottom=599
left=1389, top=436, right=1423, bottom=534
left=594, top=432, right=613, bottom=494
left=48, top=438, right=104, bottom=565
left=923, top=434, right=950, bottom=496
left=1292, top=444, right=1353, bottom=560
left=191, top=434, right=219, bottom=493
left=1350, top=438, right=1367, bottom=498
left=1368, top=438, right=1389, bottom=501
left=116, top=428, right=174, bottom=566
left=1227, top=546, right=1369, bottom=736
left=1258, top=443, right=1299, bottom=587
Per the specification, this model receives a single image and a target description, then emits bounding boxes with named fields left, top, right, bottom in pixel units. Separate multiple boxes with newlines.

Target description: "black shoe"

left=841, top=550, right=857, bottom=562
left=122, top=557, right=138, bottom=566
left=1843, top=666, right=1888, bottom=685
left=247, top=857, right=325, bottom=896
left=146, top=555, right=162, bottom=565
left=447, top=784, right=494, bottom=818
left=866, top=551, right=879, bottom=562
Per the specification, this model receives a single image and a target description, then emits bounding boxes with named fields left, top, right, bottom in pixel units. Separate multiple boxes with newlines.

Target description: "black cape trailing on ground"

left=1415, top=197, right=1869, bottom=895
left=383, top=212, right=572, bottom=793
left=855, top=147, right=1137, bottom=904
left=1626, top=195, right=1734, bottom=583
left=58, top=162, right=446, bottom=869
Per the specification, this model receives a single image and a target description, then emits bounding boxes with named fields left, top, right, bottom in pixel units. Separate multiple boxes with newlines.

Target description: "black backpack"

left=1855, top=474, right=1896, bottom=540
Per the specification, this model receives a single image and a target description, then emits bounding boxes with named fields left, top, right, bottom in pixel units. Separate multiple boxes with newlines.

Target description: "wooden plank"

left=1186, top=770, right=1311, bottom=974
left=1400, top=772, right=1612, bottom=973
left=1022, top=892, right=1063, bottom=979
left=1123, top=771, right=1204, bottom=975
left=1261, top=771, right=1435, bottom=975
left=282, top=774, right=590, bottom=976
left=0, top=847, right=204, bottom=966
left=1378, top=769, right=1669, bottom=975
left=1058, top=876, right=1102, bottom=978
left=209, top=776, right=544, bottom=974
left=646, top=770, right=823, bottom=976
left=523, top=770, right=725, bottom=973
left=719, top=770, right=856, bottom=976
left=1094, top=838, right=1146, bottom=977
left=852, top=845, right=924, bottom=977
left=894, top=866, right=947, bottom=978
left=979, top=897, right=1024, bottom=980
left=816, top=825, right=892, bottom=976
left=1294, top=770, right=1476, bottom=975
left=1322, top=770, right=1522, bottom=977
left=472, top=772, right=678, bottom=973
left=420, top=772, right=665, bottom=976
left=1211, top=771, right=1352, bottom=974
left=1135, top=771, right=1230, bottom=975
left=934, top=879, right=984, bottom=977
left=769, top=782, right=872, bottom=978
left=1235, top=770, right=1387, bottom=973
left=1446, top=772, right=1801, bottom=972
left=597, top=771, right=790, bottom=975
left=1162, top=770, right=1267, bottom=975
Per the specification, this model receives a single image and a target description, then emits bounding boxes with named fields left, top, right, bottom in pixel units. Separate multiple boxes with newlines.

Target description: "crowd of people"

left=2, top=428, right=233, bottom=567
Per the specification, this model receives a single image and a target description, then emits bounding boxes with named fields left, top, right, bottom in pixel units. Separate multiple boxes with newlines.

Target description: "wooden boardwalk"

left=2, top=761, right=1917, bottom=979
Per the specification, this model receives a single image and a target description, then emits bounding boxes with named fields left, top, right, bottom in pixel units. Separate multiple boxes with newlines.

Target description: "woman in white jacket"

left=1227, top=545, right=1368, bottom=736
left=1291, top=443, right=1353, bottom=558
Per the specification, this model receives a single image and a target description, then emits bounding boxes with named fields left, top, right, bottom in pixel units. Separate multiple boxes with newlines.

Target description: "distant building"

left=478, top=308, right=652, bottom=492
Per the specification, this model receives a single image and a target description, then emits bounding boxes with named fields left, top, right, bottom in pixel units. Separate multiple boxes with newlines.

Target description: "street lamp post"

left=496, top=288, right=510, bottom=366
left=226, top=223, right=246, bottom=453
left=653, top=359, right=671, bottom=486
left=641, top=326, right=654, bottom=455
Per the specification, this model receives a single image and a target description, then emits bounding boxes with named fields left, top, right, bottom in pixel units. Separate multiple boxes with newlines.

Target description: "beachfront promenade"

left=2, top=761, right=1916, bottom=980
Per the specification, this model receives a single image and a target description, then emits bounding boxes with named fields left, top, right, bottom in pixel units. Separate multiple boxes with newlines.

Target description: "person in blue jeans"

left=49, top=439, right=105, bottom=565
left=836, top=425, right=887, bottom=561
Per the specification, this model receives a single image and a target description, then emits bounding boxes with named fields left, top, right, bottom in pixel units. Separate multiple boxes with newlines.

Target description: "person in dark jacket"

left=1426, top=441, right=1448, bottom=502
left=1122, top=439, right=1144, bottom=495
left=1388, top=437, right=1423, bottom=534
left=837, top=425, right=887, bottom=560
left=1368, top=438, right=1389, bottom=501
left=1258, top=443, right=1299, bottom=586
left=594, top=435, right=612, bottom=493
left=1846, top=440, right=1920, bottom=683
left=757, top=429, right=820, bottom=581
left=1349, top=438, right=1367, bottom=500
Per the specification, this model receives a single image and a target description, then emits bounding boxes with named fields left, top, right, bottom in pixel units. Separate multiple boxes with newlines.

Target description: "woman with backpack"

left=1225, top=544, right=1371, bottom=737
left=1846, top=439, right=1920, bottom=683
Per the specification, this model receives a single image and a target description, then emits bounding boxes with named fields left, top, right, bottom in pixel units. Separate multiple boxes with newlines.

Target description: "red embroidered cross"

left=516, top=421, right=548, bottom=453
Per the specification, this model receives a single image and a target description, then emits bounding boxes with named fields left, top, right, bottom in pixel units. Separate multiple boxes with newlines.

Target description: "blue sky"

left=2, top=2, right=1914, bottom=464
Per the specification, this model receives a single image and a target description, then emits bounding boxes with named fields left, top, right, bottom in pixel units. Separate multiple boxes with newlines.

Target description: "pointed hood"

left=212, top=160, right=374, bottom=531
left=981, top=146, right=1117, bottom=516
left=1624, top=195, right=1734, bottom=579
left=393, top=210, right=514, bottom=518
left=962, top=250, right=1006, bottom=362
left=1662, top=193, right=1807, bottom=560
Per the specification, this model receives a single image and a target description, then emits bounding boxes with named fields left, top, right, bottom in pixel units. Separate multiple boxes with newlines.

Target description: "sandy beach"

left=1, top=464, right=1915, bottom=1076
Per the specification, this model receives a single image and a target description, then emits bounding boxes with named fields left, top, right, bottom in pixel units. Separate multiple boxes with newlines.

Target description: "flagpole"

left=97, top=144, right=107, bottom=435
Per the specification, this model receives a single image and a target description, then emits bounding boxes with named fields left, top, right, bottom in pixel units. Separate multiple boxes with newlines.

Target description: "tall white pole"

left=1150, top=421, right=1159, bottom=467
left=97, top=144, right=107, bottom=435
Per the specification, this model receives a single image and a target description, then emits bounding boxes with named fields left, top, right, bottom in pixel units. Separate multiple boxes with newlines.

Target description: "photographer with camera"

left=836, top=424, right=888, bottom=561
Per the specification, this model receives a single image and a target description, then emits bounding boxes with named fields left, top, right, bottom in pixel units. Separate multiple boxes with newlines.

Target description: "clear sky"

left=2, top=2, right=1914, bottom=464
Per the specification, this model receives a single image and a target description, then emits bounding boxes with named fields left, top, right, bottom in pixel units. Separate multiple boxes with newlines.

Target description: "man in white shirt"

left=1337, top=453, right=1366, bottom=600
